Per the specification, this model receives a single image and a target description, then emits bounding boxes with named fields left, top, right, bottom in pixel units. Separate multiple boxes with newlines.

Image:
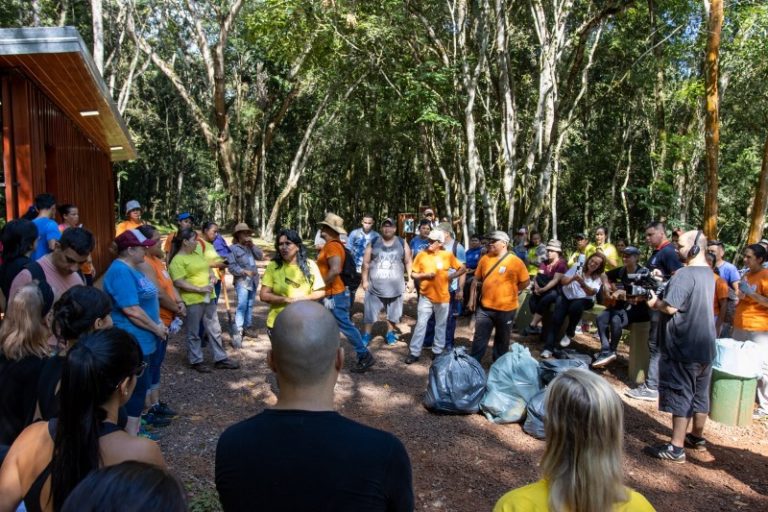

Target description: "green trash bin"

left=709, top=369, right=757, bottom=427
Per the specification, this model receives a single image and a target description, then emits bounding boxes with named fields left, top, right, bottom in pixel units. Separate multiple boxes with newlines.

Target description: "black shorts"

left=658, top=356, right=713, bottom=418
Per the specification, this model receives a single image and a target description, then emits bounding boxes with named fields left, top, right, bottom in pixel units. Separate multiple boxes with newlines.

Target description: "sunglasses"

left=134, top=361, right=148, bottom=378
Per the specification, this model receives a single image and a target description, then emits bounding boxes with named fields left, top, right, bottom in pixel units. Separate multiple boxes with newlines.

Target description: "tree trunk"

left=747, top=134, right=768, bottom=244
left=703, top=0, right=723, bottom=238
left=91, top=0, right=104, bottom=74
left=647, top=0, right=667, bottom=175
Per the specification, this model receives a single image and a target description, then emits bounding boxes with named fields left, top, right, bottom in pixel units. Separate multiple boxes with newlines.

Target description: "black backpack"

left=331, top=240, right=360, bottom=288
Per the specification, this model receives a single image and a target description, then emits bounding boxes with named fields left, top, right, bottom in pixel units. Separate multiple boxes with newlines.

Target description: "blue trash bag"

left=424, top=347, right=487, bottom=414
left=523, top=388, right=548, bottom=440
left=480, top=343, right=542, bottom=423
left=538, top=358, right=588, bottom=386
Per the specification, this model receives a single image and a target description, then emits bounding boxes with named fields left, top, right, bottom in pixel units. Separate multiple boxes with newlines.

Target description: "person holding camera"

left=626, top=221, right=683, bottom=401
left=644, top=230, right=715, bottom=463
left=592, top=246, right=651, bottom=368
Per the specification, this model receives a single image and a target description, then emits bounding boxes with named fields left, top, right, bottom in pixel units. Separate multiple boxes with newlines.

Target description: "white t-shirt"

left=561, top=264, right=601, bottom=300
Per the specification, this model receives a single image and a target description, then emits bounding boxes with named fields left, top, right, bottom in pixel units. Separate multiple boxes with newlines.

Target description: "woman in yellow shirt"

left=594, top=226, right=619, bottom=270
left=494, top=369, right=655, bottom=512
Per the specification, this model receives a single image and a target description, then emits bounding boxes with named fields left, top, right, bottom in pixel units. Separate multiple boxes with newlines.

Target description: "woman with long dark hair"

left=169, top=228, right=239, bottom=373
left=0, top=219, right=39, bottom=310
left=36, top=286, right=114, bottom=421
left=22, top=194, right=60, bottom=261
left=259, top=229, right=325, bottom=337
left=494, top=369, right=654, bottom=511
left=0, top=328, right=165, bottom=512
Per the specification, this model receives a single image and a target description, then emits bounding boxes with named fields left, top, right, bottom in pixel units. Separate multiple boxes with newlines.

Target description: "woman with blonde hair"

left=494, top=369, right=655, bottom=512
left=0, top=281, right=54, bottom=451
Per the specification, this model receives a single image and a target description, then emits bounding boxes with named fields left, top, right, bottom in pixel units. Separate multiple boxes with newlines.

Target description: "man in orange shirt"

left=317, top=213, right=375, bottom=373
left=406, top=230, right=466, bottom=363
left=470, top=231, right=529, bottom=362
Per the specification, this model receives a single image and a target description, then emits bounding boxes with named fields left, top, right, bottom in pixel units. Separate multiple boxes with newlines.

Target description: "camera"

left=626, top=268, right=667, bottom=299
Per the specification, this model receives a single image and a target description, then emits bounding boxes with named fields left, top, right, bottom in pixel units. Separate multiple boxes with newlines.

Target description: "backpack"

left=330, top=240, right=360, bottom=288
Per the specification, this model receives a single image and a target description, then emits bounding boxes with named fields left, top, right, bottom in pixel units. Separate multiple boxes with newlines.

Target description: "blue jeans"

left=328, top=290, right=368, bottom=357
left=149, top=338, right=168, bottom=390
left=235, top=281, right=256, bottom=334
left=424, top=289, right=459, bottom=350
left=126, top=354, right=152, bottom=417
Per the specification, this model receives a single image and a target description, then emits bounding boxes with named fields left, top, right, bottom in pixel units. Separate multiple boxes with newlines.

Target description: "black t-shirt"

left=647, top=242, right=683, bottom=278
left=660, top=266, right=716, bottom=363
left=215, top=409, right=414, bottom=512
left=0, top=354, right=46, bottom=446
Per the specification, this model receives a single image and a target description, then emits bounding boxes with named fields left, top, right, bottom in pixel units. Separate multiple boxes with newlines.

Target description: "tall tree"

left=703, top=0, right=723, bottom=238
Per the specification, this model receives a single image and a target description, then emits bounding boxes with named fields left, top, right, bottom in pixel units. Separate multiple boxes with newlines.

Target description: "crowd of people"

left=0, top=194, right=766, bottom=510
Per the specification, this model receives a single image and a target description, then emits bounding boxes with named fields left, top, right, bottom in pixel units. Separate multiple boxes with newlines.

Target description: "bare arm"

left=173, top=278, right=212, bottom=295
left=324, top=255, right=342, bottom=286
left=361, top=245, right=373, bottom=291
left=404, top=242, right=414, bottom=289
left=538, top=272, right=564, bottom=293
left=122, top=305, right=167, bottom=339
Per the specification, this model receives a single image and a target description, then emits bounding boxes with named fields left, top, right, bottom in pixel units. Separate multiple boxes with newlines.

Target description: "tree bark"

left=703, top=0, right=723, bottom=238
left=91, top=0, right=104, bottom=74
left=747, top=134, right=768, bottom=244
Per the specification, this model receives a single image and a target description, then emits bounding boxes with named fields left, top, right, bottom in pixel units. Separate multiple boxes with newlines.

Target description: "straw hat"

left=318, top=213, right=347, bottom=235
left=233, top=222, right=253, bottom=235
left=545, top=239, right=563, bottom=253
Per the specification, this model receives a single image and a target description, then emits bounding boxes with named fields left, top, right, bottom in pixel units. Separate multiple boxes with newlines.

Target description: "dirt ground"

left=156, top=257, right=768, bottom=512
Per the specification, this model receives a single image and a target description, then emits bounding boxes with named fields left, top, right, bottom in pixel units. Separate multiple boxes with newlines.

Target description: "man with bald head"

left=215, top=302, right=414, bottom=511
left=643, top=230, right=716, bottom=464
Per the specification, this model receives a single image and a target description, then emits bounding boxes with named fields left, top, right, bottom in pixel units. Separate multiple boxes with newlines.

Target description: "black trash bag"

left=423, top=347, right=486, bottom=414
left=538, top=358, right=588, bottom=386
left=523, top=388, right=547, bottom=440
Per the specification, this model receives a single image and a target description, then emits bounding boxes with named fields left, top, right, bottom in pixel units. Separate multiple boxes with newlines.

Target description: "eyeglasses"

left=278, top=242, right=295, bottom=247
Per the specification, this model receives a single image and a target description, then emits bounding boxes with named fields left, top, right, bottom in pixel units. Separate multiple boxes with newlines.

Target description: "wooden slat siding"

left=1, top=73, right=18, bottom=218
left=3, top=72, right=115, bottom=273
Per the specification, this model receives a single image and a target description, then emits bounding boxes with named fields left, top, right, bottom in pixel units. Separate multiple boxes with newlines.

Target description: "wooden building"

left=0, top=27, right=136, bottom=272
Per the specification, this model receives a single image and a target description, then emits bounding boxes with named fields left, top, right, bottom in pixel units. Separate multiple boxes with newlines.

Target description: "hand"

left=406, top=279, right=414, bottom=292
left=455, top=291, right=464, bottom=301
left=177, top=302, right=187, bottom=317
left=156, top=323, right=169, bottom=339
left=425, top=272, right=436, bottom=279
left=647, top=290, right=659, bottom=308
left=322, top=297, right=335, bottom=310
left=362, top=280, right=369, bottom=291
left=199, top=284, right=214, bottom=294
left=738, top=280, right=752, bottom=296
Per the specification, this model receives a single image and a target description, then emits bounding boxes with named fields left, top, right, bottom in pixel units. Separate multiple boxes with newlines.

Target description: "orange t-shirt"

left=115, top=219, right=144, bottom=236
left=734, top=268, right=768, bottom=331
left=412, top=250, right=463, bottom=304
left=713, top=274, right=728, bottom=318
left=474, top=252, right=529, bottom=311
left=163, top=232, right=176, bottom=255
left=317, top=239, right=347, bottom=296
left=145, top=255, right=177, bottom=326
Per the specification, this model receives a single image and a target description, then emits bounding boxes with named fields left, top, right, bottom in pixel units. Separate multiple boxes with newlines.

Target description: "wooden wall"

left=1, top=70, right=116, bottom=274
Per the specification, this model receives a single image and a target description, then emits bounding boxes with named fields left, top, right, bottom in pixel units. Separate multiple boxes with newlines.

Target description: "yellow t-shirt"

left=169, top=252, right=215, bottom=306
left=262, top=260, right=325, bottom=328
left=474, top=252, right=528, bottom=311
left=412, top=250, right=463, bottom=304
left=734, top=268, right=768, bottom=331
left=595, top=242, right=620, bottom=271
left=494, top=480, right=656, bottom=512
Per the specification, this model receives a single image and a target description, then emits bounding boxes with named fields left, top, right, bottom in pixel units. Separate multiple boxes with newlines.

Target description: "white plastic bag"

left=713, top=338, right=763, bottom=378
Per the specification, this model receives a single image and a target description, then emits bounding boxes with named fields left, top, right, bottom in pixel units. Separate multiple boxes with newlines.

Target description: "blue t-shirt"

left=444, top=241, right=466, bottom=292
left=103, top=260, right=159, bottom=356
left=32, top=217, right=61, bottom=261
left=409, top=237, right=431, bottom=258
left=466, top=247, right=482, bottom=271
left=716, top=261, right=740, bottom=286
left=346, top=228, right=379, bottom=270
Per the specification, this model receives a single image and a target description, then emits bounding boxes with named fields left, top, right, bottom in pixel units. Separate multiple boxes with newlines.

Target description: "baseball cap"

left=622, top=246, right=641, bottom=256
left=488, top=230, right=510, bottom=244
left=574, top=232, right=587, bottom=239
left=427, top=230, right=445, bottom=243
left=424, top=208, right=435, bottom=216
left=381, top=218, right=395, bottom=227
left=124, top=200, right=141, bottom=214
left=115, top=229, right=157, bottom=252
left=177, top=212, right=192, bottom=222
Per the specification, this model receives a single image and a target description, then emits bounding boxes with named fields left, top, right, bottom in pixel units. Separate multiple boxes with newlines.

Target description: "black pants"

left=529, top=288, right=559, bottom=316
left=596, top=307, right=647, bottom=352
left=471, top=306, right=516, bottom=362
left=543, top=295, right=594, bottom=351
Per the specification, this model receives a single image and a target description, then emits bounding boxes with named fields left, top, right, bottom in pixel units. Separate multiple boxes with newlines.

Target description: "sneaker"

left=361, top=332, right=372, bottom=348
left=644, top=443, right=686, bottom=463
left=752, top=409, right=768, bottom=420
left=684, top=433, right=707, bottom=451
left=385, top=331, right=399, bottom=345
left=625, top=384, right=659, bottom=401
left=190, top=362, right=212, bottom=373
left=351, top=352, right=375, bottom=373
left=523, top=325, right=542, bottom=335
left=592, top=351, right=617, bottom=368
left=214, top=358, right=240, bottom=370
left=574, top=324, right=583, bottom=334
left=148, top=402, right=178, bottom=418
left=559, top=335, right=572, bottom=347
left=404, top=354, right=420, bottom=364
left=141, top=412, right=172, bottom=428
left=138, top=426, right=160, bottom=441
left=540, top=349, right=553, bottom=359
left=243, top=327, right=259, bottom=338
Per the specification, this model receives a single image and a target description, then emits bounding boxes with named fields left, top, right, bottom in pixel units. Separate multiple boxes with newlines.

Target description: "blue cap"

left=177, top=212, right=192, bottom=222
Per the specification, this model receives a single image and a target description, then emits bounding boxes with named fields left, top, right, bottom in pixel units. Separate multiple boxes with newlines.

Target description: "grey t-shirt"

left=660, top=266, right=716, bottom=363
left=369, top=237, right=406, bottom=298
